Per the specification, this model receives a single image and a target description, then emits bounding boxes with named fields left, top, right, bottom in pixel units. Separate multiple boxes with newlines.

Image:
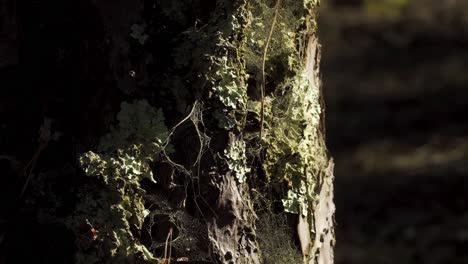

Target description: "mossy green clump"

left=68, top=100, right=170, bottom=264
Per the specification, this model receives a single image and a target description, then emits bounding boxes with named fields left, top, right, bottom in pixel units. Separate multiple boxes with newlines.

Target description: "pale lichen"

left=245, top=0, right=313, bottom=77
left=262, top=75, right=324, bottom=216
left=210, top=55, right=247, bottom=110
left=224, top=135, right=250, bottom=183
left=69, top=100, right=170, bottom=263
left=202, top=4, right=251, bottom=131
left=243, top=0, right=326, bottom=216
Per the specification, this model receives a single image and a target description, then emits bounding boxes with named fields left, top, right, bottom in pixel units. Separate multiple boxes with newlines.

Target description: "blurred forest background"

left=319, top=0, right=468, bottom=263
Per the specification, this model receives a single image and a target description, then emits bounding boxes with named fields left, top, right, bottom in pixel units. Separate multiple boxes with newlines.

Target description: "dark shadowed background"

left=319, top=0, right=468, bottom=263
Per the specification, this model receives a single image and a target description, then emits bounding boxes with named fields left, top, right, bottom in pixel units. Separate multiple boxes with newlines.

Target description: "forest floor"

left=319, top=1, right=468, bottom=263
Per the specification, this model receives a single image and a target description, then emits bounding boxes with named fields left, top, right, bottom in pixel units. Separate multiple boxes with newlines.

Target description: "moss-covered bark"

left=75, top=0, right=335, bottom=263
left=1, top=0, right=334, bottom=263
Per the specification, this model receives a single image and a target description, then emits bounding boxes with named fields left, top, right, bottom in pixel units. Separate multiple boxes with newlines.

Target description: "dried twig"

left=163, top=227, right=173, bottom=264
left=20, top=123, right=51, bottom=198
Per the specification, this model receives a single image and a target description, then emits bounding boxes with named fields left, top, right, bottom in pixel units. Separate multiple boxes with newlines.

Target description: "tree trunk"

left=0, top=0, right=334, bottom=263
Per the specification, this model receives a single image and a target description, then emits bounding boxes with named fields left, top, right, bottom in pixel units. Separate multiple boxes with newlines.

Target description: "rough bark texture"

left=303, top=35, right=335, bottom=264
left=0, top=0, right=334, bottom=263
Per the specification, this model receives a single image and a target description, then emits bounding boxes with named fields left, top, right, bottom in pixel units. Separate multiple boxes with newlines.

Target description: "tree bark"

left=0, top=0, right=334, bottom=263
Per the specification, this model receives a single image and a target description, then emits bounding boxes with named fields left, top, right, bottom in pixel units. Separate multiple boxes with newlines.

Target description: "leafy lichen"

left=262, top=75, right=324, bottom=216
left=209, top=54, right=247, bottom=110
left=69, top=100, right=170, bottom=263
left=243, top=0, right=325, bottom=217
left=304, top=0, right=320, bottom=9
left=245, top=0, right=314, bottom=78
left=224, top=134, right=250, bottom=183
left=202, top=4, right=252, bottom=131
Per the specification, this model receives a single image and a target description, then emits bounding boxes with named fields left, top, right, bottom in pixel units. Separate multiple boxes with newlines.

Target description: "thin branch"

left=260, top=0, right=281, bottom=139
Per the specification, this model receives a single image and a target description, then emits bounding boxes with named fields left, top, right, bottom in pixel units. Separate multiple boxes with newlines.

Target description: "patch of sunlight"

left=345, top=136, right=468, bottom=174
left=363, top=0, right=409, bottom=20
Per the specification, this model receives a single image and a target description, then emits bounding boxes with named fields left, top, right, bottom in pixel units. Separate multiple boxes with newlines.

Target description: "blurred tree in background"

left=319, top=0, right=468, bottom=263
